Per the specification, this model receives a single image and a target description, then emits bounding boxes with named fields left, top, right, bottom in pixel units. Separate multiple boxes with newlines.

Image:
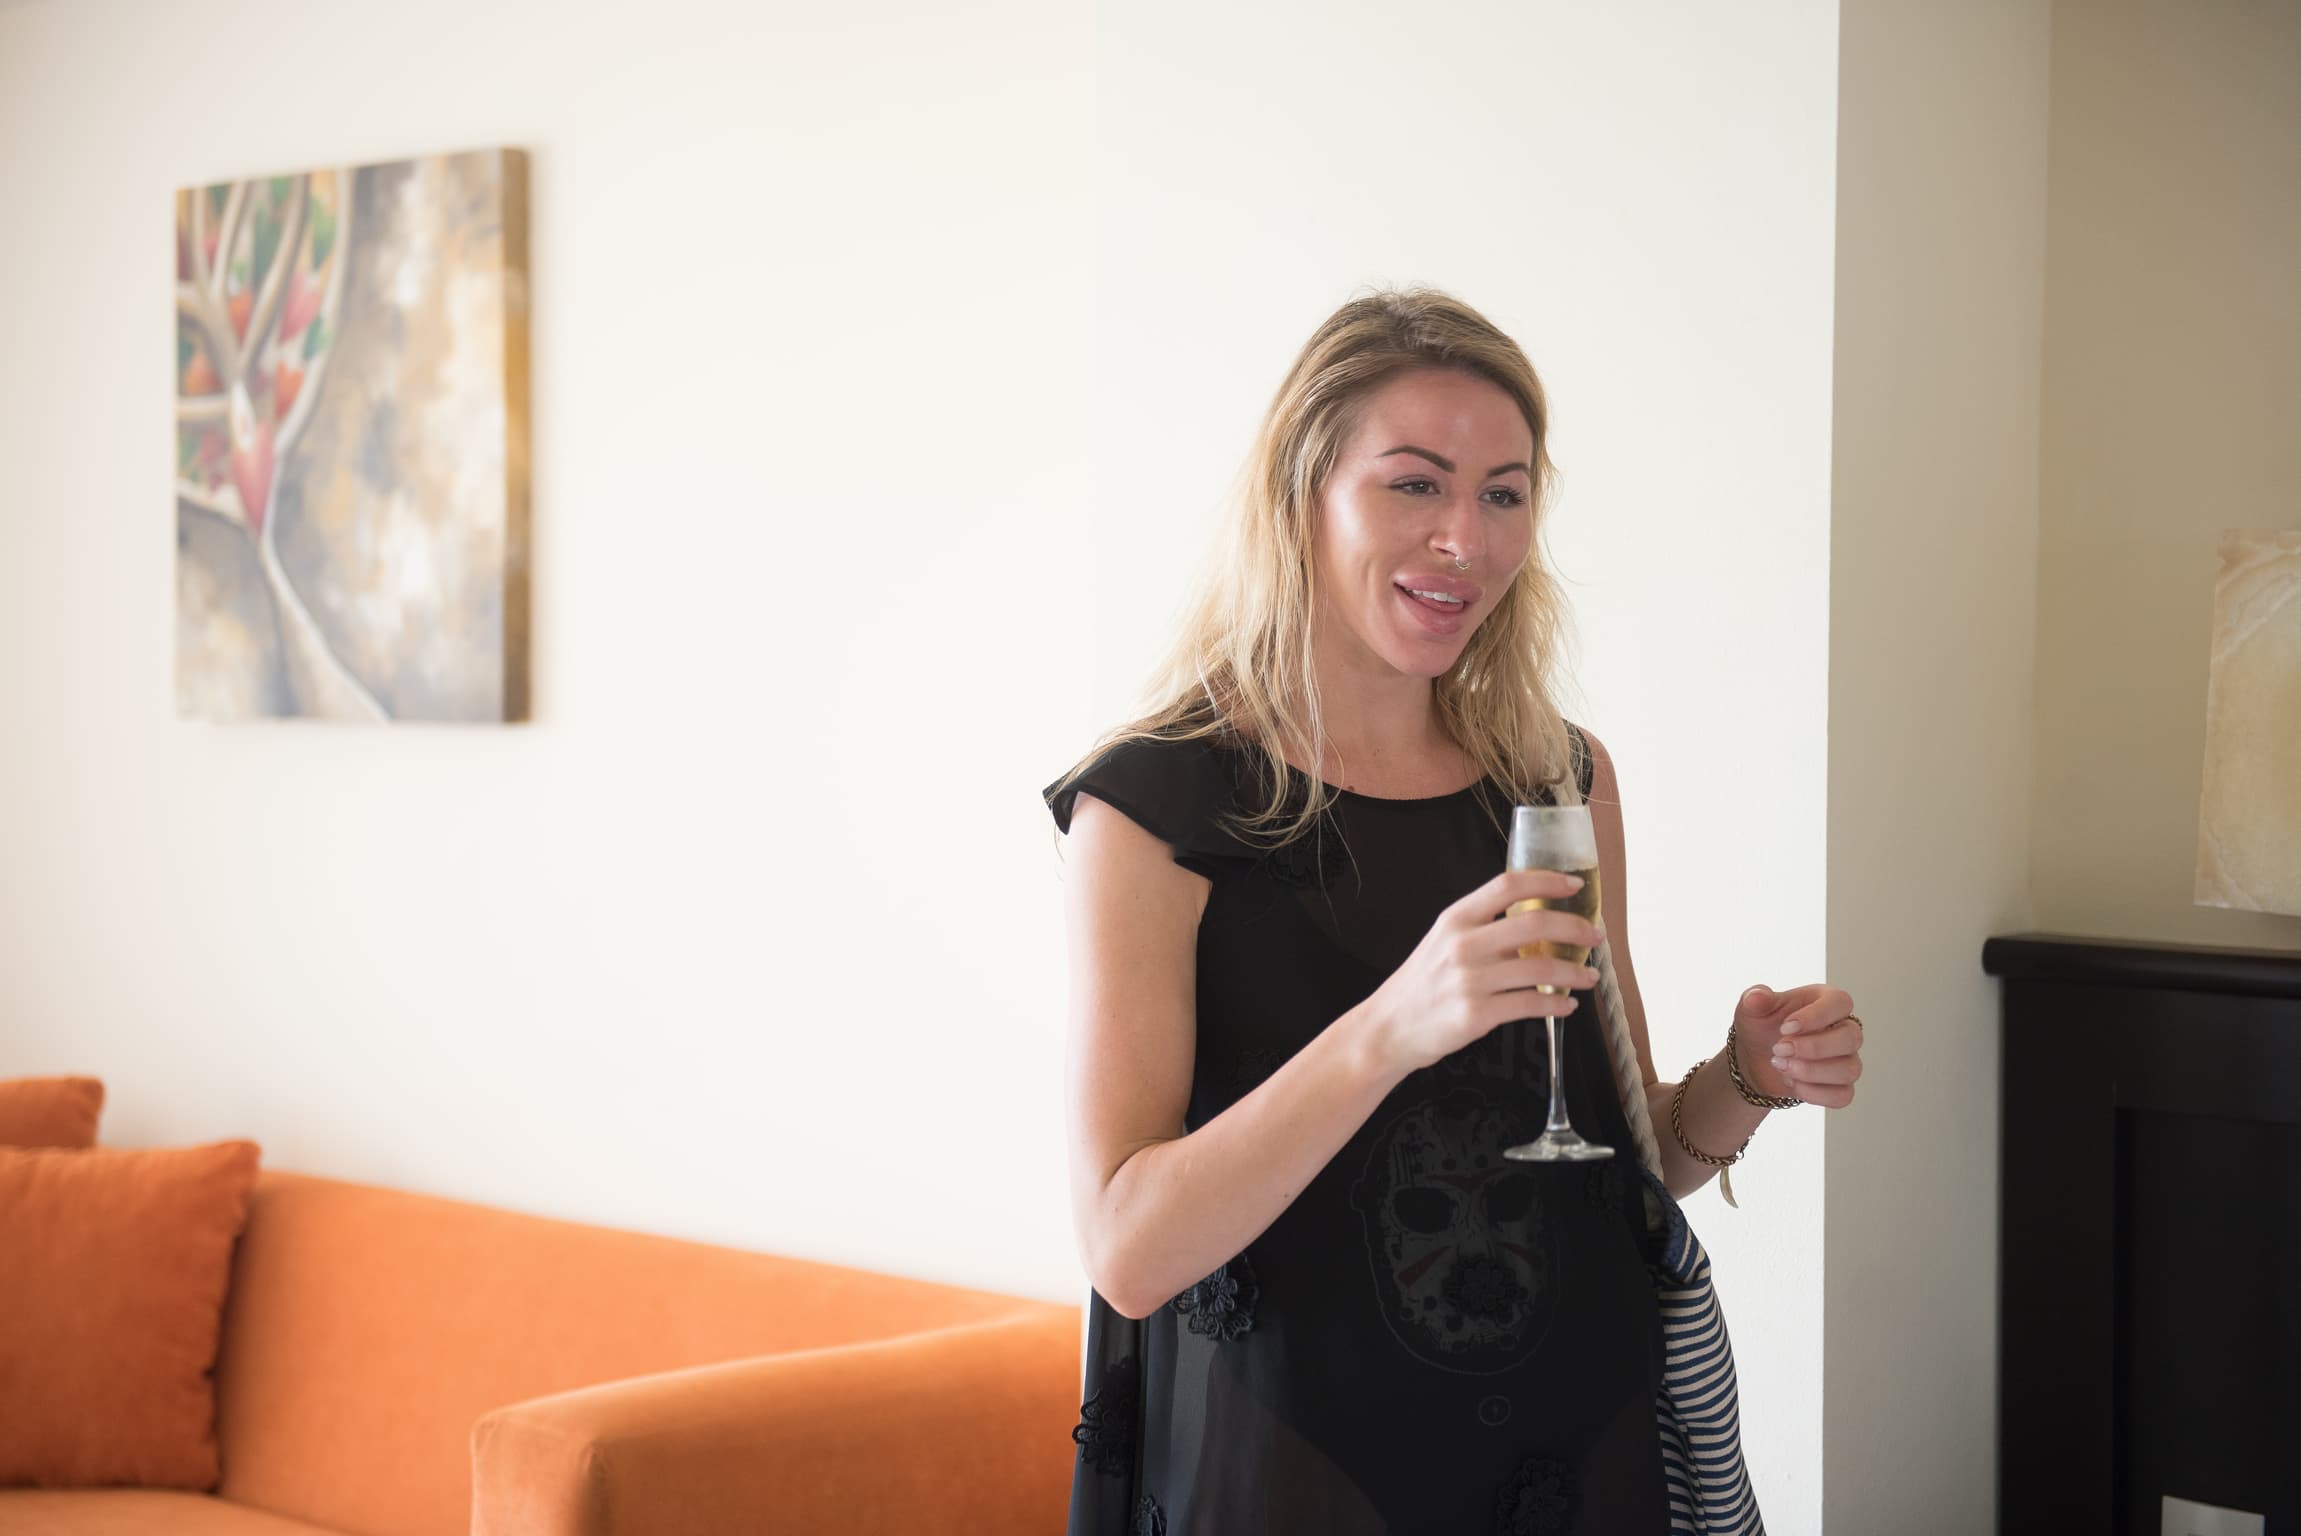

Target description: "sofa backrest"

left=211, top=1171, right=1040, bottom=1536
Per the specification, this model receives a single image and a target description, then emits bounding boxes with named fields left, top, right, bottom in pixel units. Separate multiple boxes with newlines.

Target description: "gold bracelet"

left=1671, top=1055, right=1755, bottom=1209
left=1669, top=1056, right=1753, bottom=1168
left=1727, top=1019, right=1803, bottom=1110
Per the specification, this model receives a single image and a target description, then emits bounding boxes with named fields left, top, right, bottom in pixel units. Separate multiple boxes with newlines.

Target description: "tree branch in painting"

left=210, top=180, right=248, bottom=306
left=240, top=174, right=307, bottom=378
left=268, top=170, right=352, bottom=478
left=176, top=165, right=384, bottom=720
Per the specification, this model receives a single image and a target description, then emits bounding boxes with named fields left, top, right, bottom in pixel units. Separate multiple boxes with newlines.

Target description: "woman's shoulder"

left=1565, top=720, right=1594, bottom=800
left=1504, top=721, right=1594, bottom=809
left=1049, top=731, right=1251, bottom=846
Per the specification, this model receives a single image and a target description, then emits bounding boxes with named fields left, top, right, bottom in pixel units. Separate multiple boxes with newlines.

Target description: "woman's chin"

left=1378, top=637, right=1468, bottom=680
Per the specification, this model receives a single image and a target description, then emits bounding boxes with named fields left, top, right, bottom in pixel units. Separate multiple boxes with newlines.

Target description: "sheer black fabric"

left=1044, top=728, right=1672, bottom=1535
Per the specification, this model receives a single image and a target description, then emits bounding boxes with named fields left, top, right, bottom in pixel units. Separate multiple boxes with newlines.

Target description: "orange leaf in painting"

left=279, top=269, right=322, bottom=343
left=228, top=388, right=275, bottom=540
left=228, top=289, right=252, bottom=340
left=274, top=361, right=303, bottom=419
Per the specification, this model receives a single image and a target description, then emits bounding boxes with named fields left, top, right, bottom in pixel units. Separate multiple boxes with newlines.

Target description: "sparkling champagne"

left=1511, top=865, right=1602, bottom=990
left=1503, top=805, right=1613, bottom=1162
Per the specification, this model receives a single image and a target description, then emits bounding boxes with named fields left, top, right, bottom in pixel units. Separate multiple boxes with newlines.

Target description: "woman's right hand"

left=1360, top=867, right=1603, bottom=1078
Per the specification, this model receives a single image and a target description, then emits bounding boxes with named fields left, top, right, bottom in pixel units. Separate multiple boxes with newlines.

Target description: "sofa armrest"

left=470, top=1306, right=1082, bottom=1536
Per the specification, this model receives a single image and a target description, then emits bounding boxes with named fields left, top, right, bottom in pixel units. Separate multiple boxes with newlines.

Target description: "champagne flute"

left=1503, top=803, right=1613, bottom=1162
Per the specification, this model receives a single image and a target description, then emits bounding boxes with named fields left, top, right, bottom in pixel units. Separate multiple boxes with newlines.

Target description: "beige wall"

left=2033, top=0, right=2301, bottom=951
left=1827, top=4, right=2301, bottom=1529
left=1826, top=3, right=2053, bottom=1531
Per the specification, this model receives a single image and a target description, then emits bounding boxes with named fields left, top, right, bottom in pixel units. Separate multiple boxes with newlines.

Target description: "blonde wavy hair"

left=1056, top=285, right=1581, bottom=851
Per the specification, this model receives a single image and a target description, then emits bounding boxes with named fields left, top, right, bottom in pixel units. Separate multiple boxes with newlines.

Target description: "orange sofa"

left=0, top=1169, right=1083, bottom=1536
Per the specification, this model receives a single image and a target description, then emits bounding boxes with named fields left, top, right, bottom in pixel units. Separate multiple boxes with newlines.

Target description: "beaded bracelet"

left=1726, top=1019, right=1804, bottom=1110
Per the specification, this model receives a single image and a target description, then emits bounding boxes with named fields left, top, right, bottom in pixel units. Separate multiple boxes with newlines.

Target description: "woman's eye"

left=1485, top=487, right=1528, bottom=507
left=1393, top=478, right=1438, bottom=496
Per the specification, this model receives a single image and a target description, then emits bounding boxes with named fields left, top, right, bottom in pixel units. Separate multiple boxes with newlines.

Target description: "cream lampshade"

left=2195, top=529, right=2301, bottom=916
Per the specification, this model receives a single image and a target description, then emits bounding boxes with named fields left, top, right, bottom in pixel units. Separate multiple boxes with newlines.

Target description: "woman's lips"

left=1397, top=583, right=1469, bottom=635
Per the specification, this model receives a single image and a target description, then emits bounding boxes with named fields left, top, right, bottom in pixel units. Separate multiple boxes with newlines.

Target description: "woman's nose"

left=1433, top=501, right=1483, bottom=566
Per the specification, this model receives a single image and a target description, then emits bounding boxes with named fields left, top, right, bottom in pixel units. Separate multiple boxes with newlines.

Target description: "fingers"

left=1773, top=1027, right=1861, bottom=1109
left=1777, top=1016, right=1863, bottom=1061
left=1469, top=866, right=1589, bottom=919
left=1776, top=988, right=1853, bottom=1037
left=1760, top=984, right=1864, bottom=1108
left=1775, top=1052, right=1861, bottom=1087
left=1790, top=1081, right=1856, bottom=1109
left=1493, top=955, right=1599, bottom=996
left=1487, top=906, right=1602, bottom=962
left=1480, top=985, right=1579, bottom=1032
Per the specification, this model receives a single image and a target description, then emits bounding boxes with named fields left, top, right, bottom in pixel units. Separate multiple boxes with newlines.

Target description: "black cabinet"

left=1985, top=934, right=2301, bottom=1534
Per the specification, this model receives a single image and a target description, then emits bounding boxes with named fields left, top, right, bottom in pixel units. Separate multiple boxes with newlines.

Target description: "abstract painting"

left=174, top=147, right=529, bottom=722
left=2195, top=529, right=2301, bottom=916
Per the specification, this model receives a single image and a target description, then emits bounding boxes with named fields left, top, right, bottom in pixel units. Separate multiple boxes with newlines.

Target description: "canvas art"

left=2195, top=529, right=2301, bottom=917
left=174, top=147, right=529, bottom=722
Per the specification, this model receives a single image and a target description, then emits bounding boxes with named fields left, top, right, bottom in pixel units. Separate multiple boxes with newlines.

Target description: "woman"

left=1043, top=288, right=1864, bottom=1534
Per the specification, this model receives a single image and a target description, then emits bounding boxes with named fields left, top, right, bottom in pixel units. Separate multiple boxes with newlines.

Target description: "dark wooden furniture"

left=1985, top=933, right=2301, bottom=1535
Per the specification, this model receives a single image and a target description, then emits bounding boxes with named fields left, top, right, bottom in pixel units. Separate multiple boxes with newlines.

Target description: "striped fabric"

left=1643, top=1167, right=1766, bottom=1534
left=1553, top=749, right=1766, bottom=1536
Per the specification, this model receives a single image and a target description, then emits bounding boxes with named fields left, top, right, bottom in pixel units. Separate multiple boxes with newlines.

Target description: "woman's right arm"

left=1061, top=791, right=1597, bottom=1319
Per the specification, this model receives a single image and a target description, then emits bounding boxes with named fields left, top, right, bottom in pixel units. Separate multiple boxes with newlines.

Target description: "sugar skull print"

left=1350, top=1086, right=1558, bottom=1374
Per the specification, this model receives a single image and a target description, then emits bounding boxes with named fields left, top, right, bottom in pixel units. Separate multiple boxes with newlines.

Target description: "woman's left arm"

left=1583, top=728, right=1865, bottom=1202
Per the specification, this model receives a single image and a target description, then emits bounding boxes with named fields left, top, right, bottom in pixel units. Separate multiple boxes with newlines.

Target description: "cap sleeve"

left=1043, top=734, right=1251, bottom=882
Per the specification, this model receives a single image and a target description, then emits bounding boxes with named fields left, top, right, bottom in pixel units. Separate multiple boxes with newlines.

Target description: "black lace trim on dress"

left=1172, top=1253, right=1259, bottom=1342
left=1494, top=1455, right=1576, bottom=1535
left=1072, top=1353, right=1140, bottom=1476
left=1584, top=1159, right=1623, bottom=1218
left=1132, top=1493, right=1166, bottom=1536
left=1258, top=806, right=1352, bottom=888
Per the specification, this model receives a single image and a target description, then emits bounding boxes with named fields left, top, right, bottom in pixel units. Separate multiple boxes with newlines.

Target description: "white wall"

left=1825, top=2, right=2053, bottom=1531
left=0, top=0, right=1094, bottom=1301
left=1093, top=5, right=1839, bottom=1529
left=2032, top=0, right=2301, bottom=952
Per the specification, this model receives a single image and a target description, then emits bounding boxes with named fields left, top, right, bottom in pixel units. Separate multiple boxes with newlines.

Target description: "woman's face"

left=1311, top=367, right=1537, bottom=681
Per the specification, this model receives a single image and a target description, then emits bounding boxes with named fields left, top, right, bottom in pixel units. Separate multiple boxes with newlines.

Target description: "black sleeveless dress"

left=1044, top=727, right=1672, bottom=1536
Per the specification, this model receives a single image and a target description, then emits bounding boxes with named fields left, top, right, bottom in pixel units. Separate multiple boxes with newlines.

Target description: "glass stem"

left=1543, top=1010, right=1572, bottom=1134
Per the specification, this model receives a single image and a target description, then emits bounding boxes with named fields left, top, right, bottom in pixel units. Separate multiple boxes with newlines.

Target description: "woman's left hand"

left=1731, top=983, right=1864, bottom=1109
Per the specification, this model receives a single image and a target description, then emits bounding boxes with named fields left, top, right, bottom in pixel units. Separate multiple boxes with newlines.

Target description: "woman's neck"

left=1290, top=682, right=1471, bottom=796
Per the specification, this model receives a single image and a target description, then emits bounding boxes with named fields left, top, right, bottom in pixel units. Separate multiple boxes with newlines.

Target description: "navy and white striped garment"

left=1638, top=1166, right=1765, bottom=1535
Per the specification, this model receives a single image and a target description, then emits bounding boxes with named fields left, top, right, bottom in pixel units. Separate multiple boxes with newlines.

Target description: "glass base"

left=1503, top=1130, right=1615, bottom=1162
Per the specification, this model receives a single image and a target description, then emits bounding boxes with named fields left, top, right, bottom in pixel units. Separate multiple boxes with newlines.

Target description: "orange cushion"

left=0, top=1076, right=105, bottom=1149
left=0, top=1141, right=262, bottom=1490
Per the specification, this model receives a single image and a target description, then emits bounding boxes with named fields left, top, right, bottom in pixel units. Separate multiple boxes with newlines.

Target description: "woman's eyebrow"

left=1377, top=445, right=1531, bottom=478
